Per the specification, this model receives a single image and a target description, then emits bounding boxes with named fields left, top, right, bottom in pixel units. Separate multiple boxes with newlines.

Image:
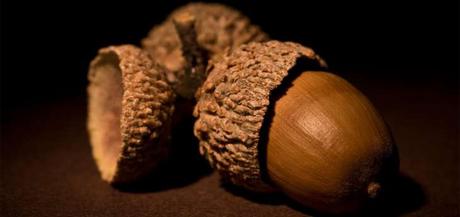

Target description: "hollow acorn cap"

left=87, top=45, right=175, bottom=184
left=193, top=41, right=327, bottom=191
left=142, top=2, right=268, bottom=98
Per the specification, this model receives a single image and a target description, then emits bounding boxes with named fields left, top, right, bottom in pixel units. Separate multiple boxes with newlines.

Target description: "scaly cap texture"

left=193, top=41, right=327, bottom=191
left=142, top=2, right=268, bottom=98
left=88, top=45, right=175, bottom=184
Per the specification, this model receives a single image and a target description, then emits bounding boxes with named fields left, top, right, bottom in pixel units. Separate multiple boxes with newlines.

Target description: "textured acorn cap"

left=193, top=41, right=327, bottom=191
left=87, top=45, right=175, bottom=184
left=142, top=2, right=268, bottom=98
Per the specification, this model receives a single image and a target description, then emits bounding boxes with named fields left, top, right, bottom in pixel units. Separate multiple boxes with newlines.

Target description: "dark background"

left=1, top=1, right=459, bottom=217
left=1, top=0, right=458, bottom=111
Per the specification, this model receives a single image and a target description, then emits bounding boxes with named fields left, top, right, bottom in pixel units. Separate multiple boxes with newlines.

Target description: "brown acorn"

left=142, top=2, right=268, bottom=99
left=193, top=41, right=398, bottom=214
left=87, top=45, right=175, bottom=184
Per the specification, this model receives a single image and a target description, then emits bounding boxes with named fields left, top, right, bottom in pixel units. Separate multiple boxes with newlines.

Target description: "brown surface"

left=1, top=74, right=459, bottom=216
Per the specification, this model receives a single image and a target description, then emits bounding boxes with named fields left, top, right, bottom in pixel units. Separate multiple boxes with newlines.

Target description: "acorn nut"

left=87, top=45, right=175, bottom=184
left=193, top=41, right=398, bottom=214
left=142, top=2, right=268, bottom=99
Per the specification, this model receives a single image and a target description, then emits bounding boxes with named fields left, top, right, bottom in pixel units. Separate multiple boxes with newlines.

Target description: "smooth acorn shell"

left=267, top=71, right=397, bottom=214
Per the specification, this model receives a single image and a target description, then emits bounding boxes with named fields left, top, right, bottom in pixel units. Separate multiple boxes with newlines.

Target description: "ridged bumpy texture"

left=88, top=45, right=175, bottom=184
left=142, top=2, right=268, bottom=98
left=193, top=41, right=327, bottom=191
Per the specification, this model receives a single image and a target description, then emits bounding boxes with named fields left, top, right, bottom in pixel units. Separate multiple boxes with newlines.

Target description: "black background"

left=1, top=0, right=458, bottom=113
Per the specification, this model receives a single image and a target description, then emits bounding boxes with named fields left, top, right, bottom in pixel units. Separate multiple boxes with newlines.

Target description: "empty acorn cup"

left=87, top=45, right=175, bottom=184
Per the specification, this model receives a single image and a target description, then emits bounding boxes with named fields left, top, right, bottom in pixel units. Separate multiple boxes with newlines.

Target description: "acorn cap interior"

left=88, top=52, right=123, bottom=181
left=87, top=45, right=175, bottom=184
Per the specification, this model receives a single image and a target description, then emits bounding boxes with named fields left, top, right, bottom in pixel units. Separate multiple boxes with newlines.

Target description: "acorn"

left=142, top=2, right=268, bottom=99
left=193, top=41, right=398, bottom=214
left=87, top=45, right=175, bottom=184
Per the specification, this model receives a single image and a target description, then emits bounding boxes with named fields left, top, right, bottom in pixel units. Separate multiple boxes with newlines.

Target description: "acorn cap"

left=193, top=41, right=327, bottom=191
left=87, top=45, right=175, bottom=184
left=142, top=2, right=268, bottom=98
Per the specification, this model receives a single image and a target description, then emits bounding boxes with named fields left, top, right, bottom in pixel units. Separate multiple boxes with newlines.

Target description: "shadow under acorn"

left=115, top=98, right=213, bottom=193
left=361, top=173, right=426, bottom=217
left=221, top=173, right=425, bottom=217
